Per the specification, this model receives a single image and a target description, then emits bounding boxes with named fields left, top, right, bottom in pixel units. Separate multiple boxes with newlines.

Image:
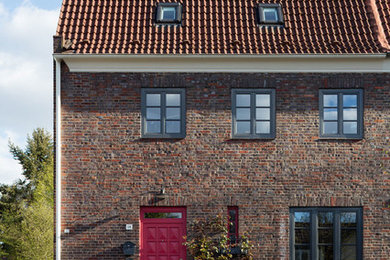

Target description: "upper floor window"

left=290, top=207, right=363, bottom=260
left=141, top=89, right=185, bottom=138
left=258, top=4, right=284, bottom=25
left=156, top=3, right=182, bottom=24
left=319, top=89, right=363, bottom=139
left=232, top=89, right=276, bottom=139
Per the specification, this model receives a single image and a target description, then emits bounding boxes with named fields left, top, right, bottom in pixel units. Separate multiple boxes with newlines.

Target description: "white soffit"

left=53, top=54, right=390, bottom=73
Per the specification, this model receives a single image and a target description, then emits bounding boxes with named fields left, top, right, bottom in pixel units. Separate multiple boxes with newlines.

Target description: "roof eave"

left=53, top=53, right=390, bottom=73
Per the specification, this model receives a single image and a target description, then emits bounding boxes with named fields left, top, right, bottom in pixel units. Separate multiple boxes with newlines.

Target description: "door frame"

left=140, top=206, right=187, bottom=259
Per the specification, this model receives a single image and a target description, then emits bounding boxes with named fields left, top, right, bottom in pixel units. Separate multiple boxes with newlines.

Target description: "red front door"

left=140, top=207, right=186, bottom=260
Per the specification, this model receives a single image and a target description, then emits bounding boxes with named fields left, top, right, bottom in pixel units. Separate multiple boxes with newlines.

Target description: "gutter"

left=54, top=56, right=62, bottom=260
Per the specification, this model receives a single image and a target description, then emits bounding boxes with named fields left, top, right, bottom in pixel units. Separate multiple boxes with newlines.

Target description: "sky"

left=0, top=0, right=61, bottom=184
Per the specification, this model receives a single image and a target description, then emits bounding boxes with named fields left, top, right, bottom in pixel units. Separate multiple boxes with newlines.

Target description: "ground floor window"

left=290, top=207, right=362, bottom=260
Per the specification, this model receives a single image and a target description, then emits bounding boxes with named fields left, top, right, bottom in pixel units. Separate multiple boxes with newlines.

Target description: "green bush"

left=184, top=215, right=254, bottom=260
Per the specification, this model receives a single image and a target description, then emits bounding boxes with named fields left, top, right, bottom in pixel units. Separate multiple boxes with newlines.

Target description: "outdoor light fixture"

left=155, top=187, right=167, bottom=200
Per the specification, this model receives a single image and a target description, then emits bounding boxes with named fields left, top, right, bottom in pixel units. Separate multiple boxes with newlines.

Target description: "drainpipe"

left=54, top=56, right=62, bottom=260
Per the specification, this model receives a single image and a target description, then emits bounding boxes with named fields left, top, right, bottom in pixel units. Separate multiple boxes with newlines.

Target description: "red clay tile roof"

left=376, top=0, right=390, bottom=48
left=56, top=0, right=390, bottom=54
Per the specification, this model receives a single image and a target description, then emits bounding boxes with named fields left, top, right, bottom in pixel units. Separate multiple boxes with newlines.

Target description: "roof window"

left=258, top=4, right=284, bottom=25
left=156, top=3, right=182, bottom=24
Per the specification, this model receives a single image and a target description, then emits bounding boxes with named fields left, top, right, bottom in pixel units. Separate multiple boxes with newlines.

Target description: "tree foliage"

left=0, top=128, right=53, bottom=259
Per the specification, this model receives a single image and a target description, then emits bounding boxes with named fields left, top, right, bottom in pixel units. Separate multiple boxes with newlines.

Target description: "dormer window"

left=258, top=4, right=284, bottom=25
left=156, top=3, right=182, bottom=24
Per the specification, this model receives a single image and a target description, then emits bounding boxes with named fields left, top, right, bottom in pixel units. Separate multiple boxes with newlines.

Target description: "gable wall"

left=59, top=64, right=390, bottom=259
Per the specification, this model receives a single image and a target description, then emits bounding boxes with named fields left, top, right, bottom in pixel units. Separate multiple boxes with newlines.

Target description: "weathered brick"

left=58, top=64, right=390, bottom=259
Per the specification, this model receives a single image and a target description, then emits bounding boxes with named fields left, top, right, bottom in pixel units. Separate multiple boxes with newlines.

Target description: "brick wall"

left=58, top=64, right=390, bottom=259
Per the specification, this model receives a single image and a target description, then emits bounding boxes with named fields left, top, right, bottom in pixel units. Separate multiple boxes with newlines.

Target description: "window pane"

left=236, top=121, right=250, bottom=134
left=229, top=209, right=237, bottom=222
left=236, top=108, right=251, bottom=120
left=256, top=121, right=270, bottom=134
left=161, top=7, right=176, bottom=20
left=343, top=108, right=357, bottom=121
left=341, top=229, right=356, bottom=244
left=324, top=95, right=338, bottom=107
left=256, top=108, right=270, bottom=120
left=319, top=229, right=333, bottom=244
left=166, top=121, right=181, bottom=134
left=236, top=94, right=250, bottom=107
left=166, top=108, right=180, bottom=120
left=324, top=108, right=338, bottom=120
left=343, top=122, right=357, bottom=134
left=256, top=94, right=270, bottom=107
left=230, top=234, right=237, bottom=244
left=341, top=246, right=356, bottom=260
left=166, top=94, right=181, bottom=106
left=318, top=246, right=333, bottom=260
left=263, top=8, right=278, bottom=21
left=145, top=212, right=182, bottom=218
left=146, top=94, right=161, bottom=106
left=343, top=95, right=357, bottom=107
left=294, top=212, right=310, bottom=228
left=295, top=245, right=310, bottom=260
left=341, top=213, right=357, bottom=227
left=323, top=122, right=338, bottom=134
left=318, top=212, right=333, bottom=227
left=295, top=229, right=310, bottom=244
left=146, top=121, right=161, bottom=134
left=229, top=222, right=236, bottom=234
left=146, top=108, right=161, bottom=120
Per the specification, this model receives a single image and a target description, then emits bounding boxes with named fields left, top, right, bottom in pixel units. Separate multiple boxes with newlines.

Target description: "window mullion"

left=338, top=93, right=343, bottom=135
left=334, top=211, right=341, bottom=260
left=251, top=93, right=255, bottom=136
left=162, top=92, right=166, bottom=137
left=311, top=210, right=317, bottom=260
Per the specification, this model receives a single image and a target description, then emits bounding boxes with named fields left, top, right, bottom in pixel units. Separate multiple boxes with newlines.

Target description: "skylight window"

left=263, top=8, right=278, bottom=21
left=258, top=4, right=284, bottom=25
left=162, top=7, right=176, bottom=20
left=156, top=3, right=182, bottom=24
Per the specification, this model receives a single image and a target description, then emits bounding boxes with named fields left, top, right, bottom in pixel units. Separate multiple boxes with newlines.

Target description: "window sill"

left=141, top=134, right=186, bottom=140
left=317, top=136, right=363, bottom=141
left=230, top=136, right=275, bottom=140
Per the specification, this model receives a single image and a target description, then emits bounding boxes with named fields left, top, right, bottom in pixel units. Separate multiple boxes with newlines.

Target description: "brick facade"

left=59, top=63, right=390, bottom=259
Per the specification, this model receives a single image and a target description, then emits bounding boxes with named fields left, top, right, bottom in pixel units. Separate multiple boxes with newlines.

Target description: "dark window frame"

left=156, top=3, right=183, bottom=24
left=258, top=3, right=284, bottom=25
left=141, top=88, right=186, bottom=139
left=231, top=89, right=276, bottom=139
left=319, top=89, right=363, bottom=139
left=290, top=207, right=363, bottom=260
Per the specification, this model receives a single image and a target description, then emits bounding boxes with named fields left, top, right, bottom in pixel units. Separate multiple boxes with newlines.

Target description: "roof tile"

left=56, top=0, right=390, bottom=54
